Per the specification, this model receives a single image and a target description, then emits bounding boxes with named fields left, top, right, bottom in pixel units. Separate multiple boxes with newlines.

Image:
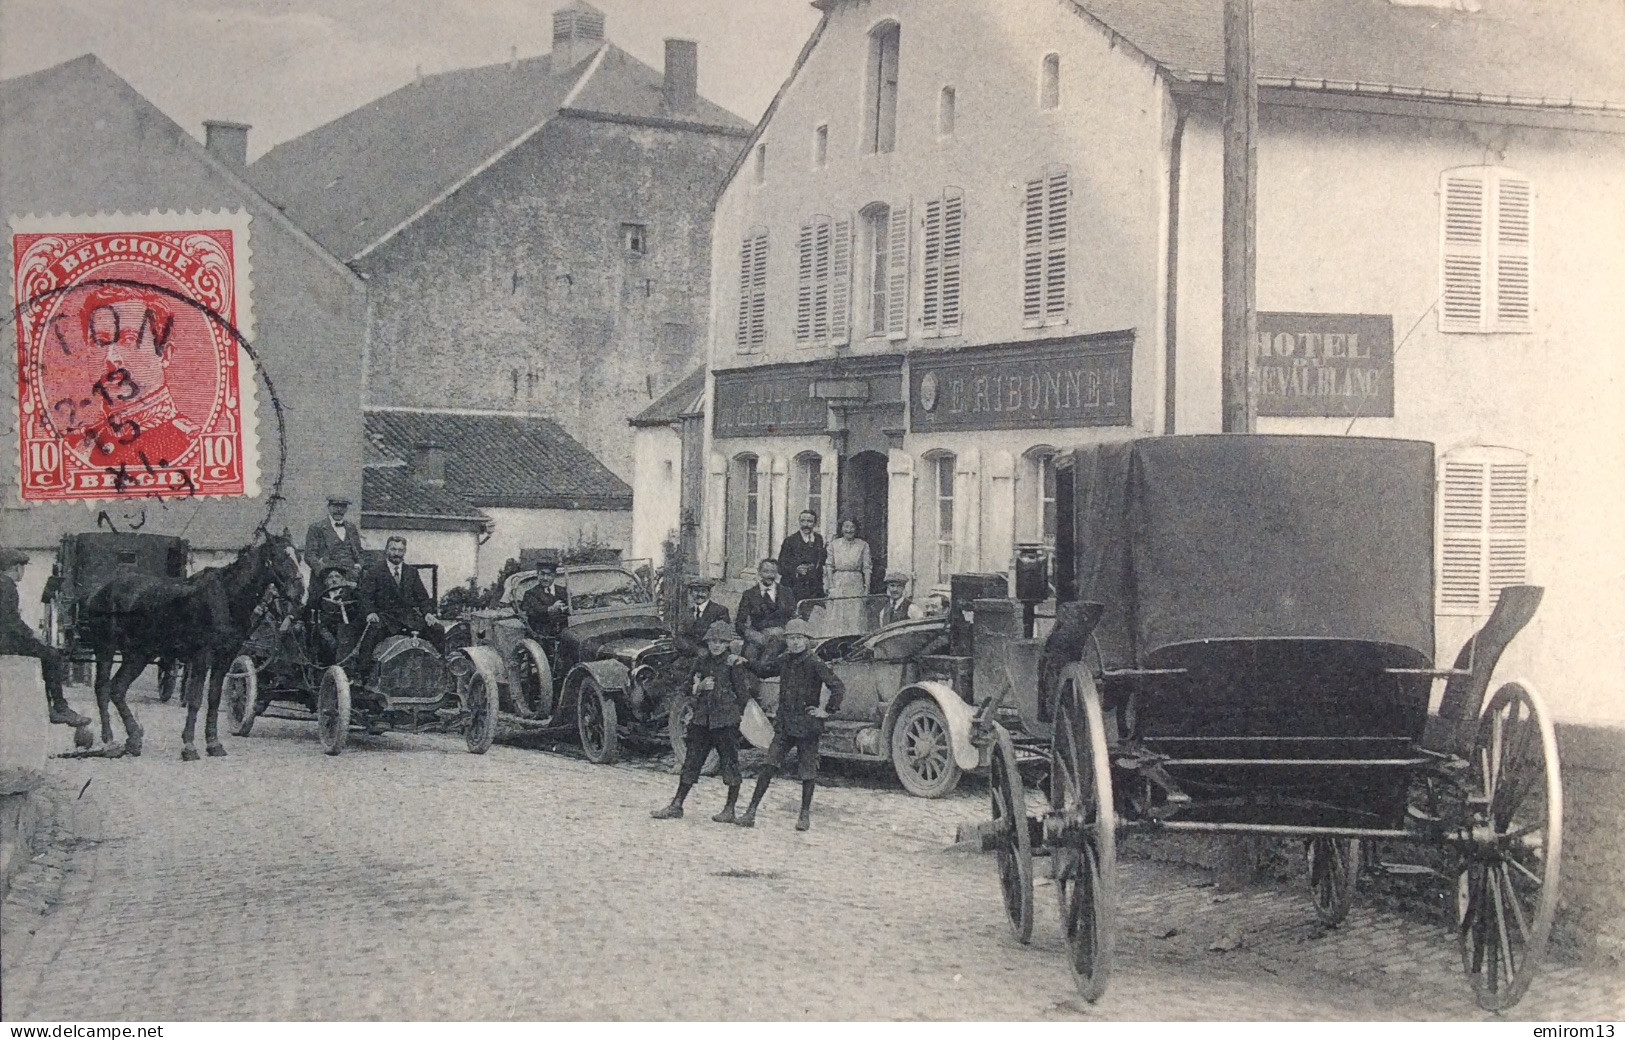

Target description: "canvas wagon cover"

left=1072, top=436, right=1435, bottom=668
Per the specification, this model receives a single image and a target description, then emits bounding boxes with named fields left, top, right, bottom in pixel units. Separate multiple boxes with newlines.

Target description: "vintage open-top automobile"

left=462, top=559, right=685, bottom=762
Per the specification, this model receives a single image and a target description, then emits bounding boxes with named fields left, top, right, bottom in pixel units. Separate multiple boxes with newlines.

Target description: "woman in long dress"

left=824, top=518, right=872, bottom=633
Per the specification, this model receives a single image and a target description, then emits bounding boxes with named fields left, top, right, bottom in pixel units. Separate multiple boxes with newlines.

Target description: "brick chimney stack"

left=664, top=39, right=698, bottom=113
left=203, top=120, right=250, bottom=168
left=413, top=444, right=446, bottom=488
left=553, top=0, right=606, bottom=72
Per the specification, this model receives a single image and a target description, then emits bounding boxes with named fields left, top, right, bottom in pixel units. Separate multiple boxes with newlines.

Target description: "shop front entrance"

left=838, top=450, right=889, bottom=594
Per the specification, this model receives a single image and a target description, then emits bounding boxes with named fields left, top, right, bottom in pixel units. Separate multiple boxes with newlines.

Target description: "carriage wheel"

left=1050, top=664, right=1116, bottom=1002
left=1307, top=837, right=1360, bottom=926
left=891, top=697, right=963, bottom=798
left=577, top=677, right=620, bottom=764
left=318, top=665, right=352, bottom=756
left=510, top=639, right=552, bottom=719
left=463, top=661, right=498, bottom=755
left=225, top=655, right=259, bottom=737
left=990, top=724, right=1034, bottom=944
left=1458, top=681, right=1563, bottom=1012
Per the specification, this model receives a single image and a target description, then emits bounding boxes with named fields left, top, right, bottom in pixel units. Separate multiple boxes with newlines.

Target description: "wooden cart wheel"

left=990, top=723, right=1034, bottom=944
left=225, top=655, right=259, bottom=737
left=463, top=661, right=498, bottom=755
left=510, top=639, right=552, bottom=718
left=1306, top=837, right=1360, bottom=926
left=891, top=697, right=963, bottom=798
left=1049, top=664, right=1116, bottom=1002
left=577, top=676, right=620, bottom=764
left=318, top=665, right=351, bottom=757
left=1458, top=680, right=1563, bottom=1012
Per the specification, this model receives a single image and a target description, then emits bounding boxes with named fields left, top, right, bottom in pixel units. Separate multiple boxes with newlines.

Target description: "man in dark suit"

left=359, top=535, right=443, bottom=661
left=777, top=510, right=826, bottom=604
left=877, top=572, right=922, bottom=627
left=305, top=495, right=364, bottom=577
left=520, top=554, right=570, bottom=642
left=735, top=558, right=796, bottom=658
left=674, top=576, right=731, bottom=656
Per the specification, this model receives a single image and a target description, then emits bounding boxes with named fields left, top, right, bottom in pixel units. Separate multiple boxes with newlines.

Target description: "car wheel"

left=464, top=665, right=497, bottom=755
left=318, top=665, right=351, bottom=756
left=510, top=639, right=553, bottom=719
left=577, top=677, right=619, bottom=764
left=891, top=697, right=962, bottom=798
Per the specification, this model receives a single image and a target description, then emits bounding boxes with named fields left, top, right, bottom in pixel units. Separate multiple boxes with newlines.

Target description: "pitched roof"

left=365, top=408, right=632, bottom=510
left=629, top=367, right=706, bottom=428
left=1072, top=0, right=1625, bottom=107
left=249, top=43, right=748, bottom=261
left=362, top=465, right=489, bottom=524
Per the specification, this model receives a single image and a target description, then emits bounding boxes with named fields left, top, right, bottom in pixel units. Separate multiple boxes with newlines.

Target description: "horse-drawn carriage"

left=953, top=435, right=1559, bottom=1012
left=224, top=576, right=498, bottom=756
left=45, top=532, right=189, bottom=700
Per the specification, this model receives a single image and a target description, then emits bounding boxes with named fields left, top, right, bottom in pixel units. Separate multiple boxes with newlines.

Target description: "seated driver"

left=310, top=565, right=361, bottom=667
left=520, top=553, right=570, bottom=642
left=359, top=536, right=443, bottom=662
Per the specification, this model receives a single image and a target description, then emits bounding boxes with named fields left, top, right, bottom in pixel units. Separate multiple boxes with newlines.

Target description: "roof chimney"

left=663, top=39, right=698, bottom=113
left=413, top=443, right=446, bottom=488
left=203, top=120, right=250, bottom=168
left=553, top=0, right=606, bottom=72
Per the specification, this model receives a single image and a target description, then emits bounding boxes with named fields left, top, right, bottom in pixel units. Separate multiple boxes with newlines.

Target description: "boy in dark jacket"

left=652, top=620, right=755, bottom=823
left=739, top=617, right=845, bottom=831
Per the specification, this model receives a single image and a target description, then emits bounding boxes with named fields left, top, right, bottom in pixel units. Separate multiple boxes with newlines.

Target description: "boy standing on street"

left=652, top=621, right=754, bottom=823
left=738, top=617, right=845, bottom=832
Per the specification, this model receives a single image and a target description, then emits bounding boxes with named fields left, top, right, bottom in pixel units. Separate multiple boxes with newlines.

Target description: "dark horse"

left=81, top=530, right=307, bottom=759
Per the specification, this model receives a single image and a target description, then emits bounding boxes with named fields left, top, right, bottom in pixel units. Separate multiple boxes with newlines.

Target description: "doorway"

left=838, top=450, right=889, bottom=593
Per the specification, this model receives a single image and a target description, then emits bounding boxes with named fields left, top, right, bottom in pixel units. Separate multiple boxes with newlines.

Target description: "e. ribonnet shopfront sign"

left=1257, top=312, right=1394, bottom=418
left=908, top=332, right=1134, bottom=433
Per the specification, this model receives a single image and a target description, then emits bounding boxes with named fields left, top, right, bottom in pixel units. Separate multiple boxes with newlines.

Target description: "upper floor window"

left=922, top=187, right=964, bottom=338
left=735, top=228, right=768, bottom=352
left=1440, top=167, right=1532, bottom=333
left=1023, top=165, right=1069, bottom=327
left=796, top=214, right=852, bottom=348
left=1040, top=53, right=1061, bottom=109
left=620, top=222, right=647, bottom=256
left=865, top=22, right=901, bottom=154
left=754, top=143, right=767, bottom=185
left=860, top=202, right=910, bottom=339
left=1437, top=445, right=1532, bottom=615
left=939, top=86, right=956, bottom=136
left=815, top=124, right=829, bottom=167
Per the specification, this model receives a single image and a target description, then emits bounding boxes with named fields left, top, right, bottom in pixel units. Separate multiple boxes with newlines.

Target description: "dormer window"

left=865, top=22, right=901, bottom=154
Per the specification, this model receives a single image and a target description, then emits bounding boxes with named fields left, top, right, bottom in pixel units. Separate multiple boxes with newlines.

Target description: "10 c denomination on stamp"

left=11, top=210, right=258, bottom=504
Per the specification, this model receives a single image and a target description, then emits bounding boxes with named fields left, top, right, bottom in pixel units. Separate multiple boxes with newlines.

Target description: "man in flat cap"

left=1, top=548, right=92, bottom=728
left=306, top=495, right=364, bottom=578
left=520, top=552, right=570, bottom=644
left=877, top=572, right=922, bottom=627
left=674, top=575, right=731, bottom=658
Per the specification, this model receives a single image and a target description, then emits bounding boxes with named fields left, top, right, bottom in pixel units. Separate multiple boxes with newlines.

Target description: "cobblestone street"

left=3, top=686, right=1621, bottom=1021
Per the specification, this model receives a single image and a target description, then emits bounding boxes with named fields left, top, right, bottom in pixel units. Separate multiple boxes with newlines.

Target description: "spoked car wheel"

left=1050, top=664, right=1116, bottom=1002
left=1458, top=681, right=1563, bottom=1012
left=890, top=697, right=963, bottom=798
left=463, top=660, right=499, bottom=755
left=510, top=639, right=553, bottom=719
left=225, top=655, right=260, bottom=737
left=577, top=677, right=620, bottom=764
left=1307, top=837, right=1360, bottom=926
left=317, top=665, right=352, bottom=756
left=990, top=724, right=1034, bottom=944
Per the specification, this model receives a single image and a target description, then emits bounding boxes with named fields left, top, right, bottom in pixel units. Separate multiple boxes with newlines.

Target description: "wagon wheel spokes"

left=990, top=724, right=1033, bottom=944
left=1307, top=837, right=1359, bottom=927
left=1458, top=681, right=1563, bottom=1013
left=1052, top=665, right=1116, bottom=1003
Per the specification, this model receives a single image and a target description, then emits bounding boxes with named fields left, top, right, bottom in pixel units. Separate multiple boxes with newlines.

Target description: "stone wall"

left=1553, top=723, right=1625, bottom=966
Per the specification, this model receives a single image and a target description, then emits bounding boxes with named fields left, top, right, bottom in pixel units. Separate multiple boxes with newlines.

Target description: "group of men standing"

left=302, top=495, right=442, bottom=662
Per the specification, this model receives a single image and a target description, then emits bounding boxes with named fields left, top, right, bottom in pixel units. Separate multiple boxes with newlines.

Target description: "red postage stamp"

left=12, top=212, right=257, bottom=504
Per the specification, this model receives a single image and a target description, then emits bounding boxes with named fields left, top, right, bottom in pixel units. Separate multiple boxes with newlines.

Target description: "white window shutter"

left=1438, top=459, right=1487, bottom=613
left=1494, top=175, right=1532, bottom=329
left=1044, top=167, right=1069, bottom=323
left=736, top=237, right=753, bottom=350
left=887, top=202, right=910, bottom=340
left=941, top=188, right=964, bottom=336
left=830, top=217, right=852, bottom=346
left=921, top=197, right=942, bottom=336
left=1022, top=176, right=1044, bottom=327
left=1486, top=460, right=1531, bottom=597
left=1440, top=172, right=1487, bottom=332
left=812, top=218, right=832, bottom=343
left=796, top=222, right=814, bottom=344
left=749, top=234, right=768, bottom=350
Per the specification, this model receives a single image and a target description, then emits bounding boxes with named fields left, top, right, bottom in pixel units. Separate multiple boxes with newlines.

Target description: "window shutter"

left=922, top=196, right=942, bottom=336
left=1487, top=460, right=1530, bottom=598
left=940, top=188, right=963, bottom=335
left=830, top=216, right=852, bottom=345
left=1438, top=459, right=1487, bottom=613
left=887, top=202, right=910, bottom=339
left=1495, top=175, right=1532, bottom=329
left=736, top=236, right=753, bottom=350
left=749, top=234, right=768, bottom=350
left=796, top=222, right=814, bottom=344
left=1440, top=172, right=1487, bottom=332
left=812, top=218, right=832, bottom=342
left=1044, top=167, right=1069, bottom=322
left=1022, top=176, right=1045, bottom=327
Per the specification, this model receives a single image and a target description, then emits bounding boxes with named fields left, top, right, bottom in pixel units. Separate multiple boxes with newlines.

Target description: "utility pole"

left=1221, top=0, right=1258, bottom=433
